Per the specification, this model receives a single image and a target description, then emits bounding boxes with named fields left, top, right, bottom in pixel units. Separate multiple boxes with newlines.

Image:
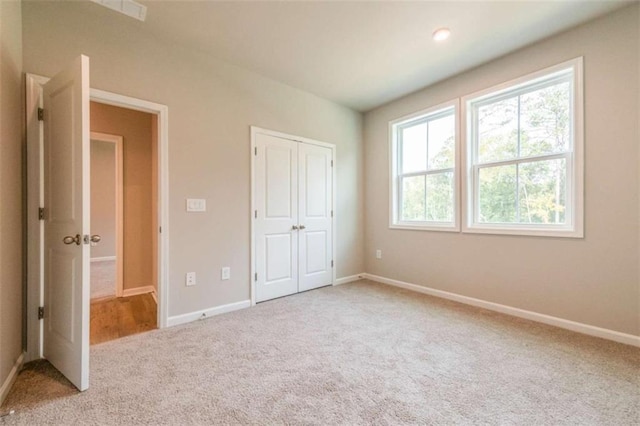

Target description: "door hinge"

left=254, top=210, right=257, bottom=219
left=254, top=273, right=257, bottom=282
left=331, top=210, right=333, bottom=218
left=38, top=207, right=45, bottom=220
left=331, top=160, right=333, bottom=167
left=37, top=108, right=44, bottom=121
left=331, top=260, right=334, bottom=268
left=254, top=147, right=257, bottom=156
left=38, top=306, right=44, bottom=320
left=159, top=226, right=162, bottom=233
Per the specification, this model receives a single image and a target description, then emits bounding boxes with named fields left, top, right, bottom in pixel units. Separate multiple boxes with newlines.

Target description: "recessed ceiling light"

left=432, top=27, right=451, bottom=42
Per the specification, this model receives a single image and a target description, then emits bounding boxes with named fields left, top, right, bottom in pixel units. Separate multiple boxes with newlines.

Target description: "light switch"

left=186, top=198, right=206, bottom=212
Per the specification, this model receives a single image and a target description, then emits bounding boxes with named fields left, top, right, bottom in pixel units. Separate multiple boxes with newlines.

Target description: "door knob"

left=63, top=234, right=81, bottom=245
left=299, top=225, right=306, bottom=230
left=291, top=225, right=299, bottom=230
left=90, top=235, right=101, bottom=243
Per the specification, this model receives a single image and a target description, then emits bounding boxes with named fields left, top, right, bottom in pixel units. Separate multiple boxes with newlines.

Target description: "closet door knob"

left=299, top=225, right=306, bottom=230
left=292, top=225, right=299, bottom=230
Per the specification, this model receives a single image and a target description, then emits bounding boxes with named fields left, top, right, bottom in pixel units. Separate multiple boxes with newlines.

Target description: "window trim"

left=461, top=57, right=584, bottom=238
left=389, top=99, right=460, bottom=232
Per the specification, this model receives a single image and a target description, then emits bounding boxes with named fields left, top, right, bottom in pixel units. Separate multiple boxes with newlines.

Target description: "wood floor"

left=90, top=293, right=157, bottom=345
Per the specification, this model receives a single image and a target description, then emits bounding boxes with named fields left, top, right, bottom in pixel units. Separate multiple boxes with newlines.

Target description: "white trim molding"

left=0, top=352, right=24, bottom=406
left=122, top=286, right=156, bottom=298
left=363, top=273, right=640, bottom=348
left=167, top=300, right=251, bottom=328
left=334, top=274, right=365, bottom=286
left=90, top=256, right=116, bottom=262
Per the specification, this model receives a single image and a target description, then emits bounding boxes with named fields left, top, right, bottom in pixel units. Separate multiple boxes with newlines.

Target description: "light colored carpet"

left=90, top=260, right=116, bottom=300
left=2, top=280, right=639, bottom=425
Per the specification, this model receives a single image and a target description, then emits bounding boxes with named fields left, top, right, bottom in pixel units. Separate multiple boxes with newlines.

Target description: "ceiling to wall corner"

left=88, top=0, right=631, bottom=112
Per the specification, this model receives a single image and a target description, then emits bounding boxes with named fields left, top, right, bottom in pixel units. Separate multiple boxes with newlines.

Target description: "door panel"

left=305, top=231, right=327, bottom=274
left=43, top=55, right=91, bottom=391
left=255, top=133, right=298, bottom=302
left=298, top=143, right=333, bottom=292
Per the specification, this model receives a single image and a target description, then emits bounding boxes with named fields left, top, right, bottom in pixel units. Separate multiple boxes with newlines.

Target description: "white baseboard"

left=334, top=273, right=365, bottom=286
left=122, top=285, right=155, bottom=298
left=0, top=352, right=24, bottom=406
left=167, top=299, right=251, bottom=327
left=363, top=273, right=640, bottom=348
left=90, top=256, right=116, bottom=262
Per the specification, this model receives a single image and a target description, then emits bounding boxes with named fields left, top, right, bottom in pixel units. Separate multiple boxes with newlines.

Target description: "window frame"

left=389, top=99, right=460, bottom=231
left=461, top=57, right=584, bottom=238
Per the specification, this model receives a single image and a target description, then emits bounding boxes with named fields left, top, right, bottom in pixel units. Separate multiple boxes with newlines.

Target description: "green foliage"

left=476, top=82, right=570, bottom=224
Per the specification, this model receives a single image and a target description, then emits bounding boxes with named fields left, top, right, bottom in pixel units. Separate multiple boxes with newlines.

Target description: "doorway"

left=89, top=132, right=123, bottom=301
left=88, top=102, right=158, bottom=344
left=25, top=69, right=170, bottom=385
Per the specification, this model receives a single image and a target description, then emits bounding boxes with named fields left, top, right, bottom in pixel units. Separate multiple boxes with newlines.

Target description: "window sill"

left=390, top=223, right=459, bottom=232
left=463, top=224, right=583, bottom=238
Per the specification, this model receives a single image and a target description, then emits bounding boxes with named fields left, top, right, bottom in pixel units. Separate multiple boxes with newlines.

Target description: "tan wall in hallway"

left=90, top=102, right=156, bottom=291
left=90, top=140, right=116, bottom=259
left=0, top=0, right=23, bottom=403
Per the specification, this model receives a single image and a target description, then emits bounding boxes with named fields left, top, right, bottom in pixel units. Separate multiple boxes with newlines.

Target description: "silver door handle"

left=90, top=235, right=101, bottom=243
left=292, top=225, right=299, bottom=230
left=299, top=225, right=306, bottom=230
left=63, top=234, right=81, bottom=245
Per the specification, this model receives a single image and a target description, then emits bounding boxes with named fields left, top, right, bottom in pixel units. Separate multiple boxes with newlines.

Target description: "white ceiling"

left=122, top=1, right=631, bottom=112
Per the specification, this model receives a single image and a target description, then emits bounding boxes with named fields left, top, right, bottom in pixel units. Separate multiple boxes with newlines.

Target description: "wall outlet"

left=185, top=272, right=196, bottom=286
left=376, top=249, right=382, bottom=259
left=221, top=267, right=231, bottom=280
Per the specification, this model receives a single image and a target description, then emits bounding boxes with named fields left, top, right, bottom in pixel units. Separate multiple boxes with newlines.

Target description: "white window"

left=390, top=101, right=459, bottom=231
left=463, top=58, right=583, bottom=237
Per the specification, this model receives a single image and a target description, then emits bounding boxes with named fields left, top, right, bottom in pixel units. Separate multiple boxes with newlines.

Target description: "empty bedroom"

left=0, top=0, right=638, bottom=424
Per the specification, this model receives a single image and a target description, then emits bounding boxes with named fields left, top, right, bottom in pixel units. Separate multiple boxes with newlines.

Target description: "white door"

left=254, top=133, right=299, bottom=303
left=298, top=143, right=333, bottom=292
left=254, top=131, right=333, bottom=303
left=43, top=55, right=91, bottom=391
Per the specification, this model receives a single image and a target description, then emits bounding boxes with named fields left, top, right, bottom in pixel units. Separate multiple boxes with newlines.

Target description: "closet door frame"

left=250, top=126, right=336, bottom=306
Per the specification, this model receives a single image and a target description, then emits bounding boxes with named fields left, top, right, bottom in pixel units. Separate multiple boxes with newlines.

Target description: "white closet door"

left=298, top=143, right=333, bottom=292
left=254, top=133, right=299, bottom=303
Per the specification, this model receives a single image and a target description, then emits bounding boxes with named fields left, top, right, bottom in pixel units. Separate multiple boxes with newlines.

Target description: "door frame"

left=26, top=73, right=170, bottom=362
left=89, top=131, right=124, bottom=298
left=250, top=126, right=336, bottom=306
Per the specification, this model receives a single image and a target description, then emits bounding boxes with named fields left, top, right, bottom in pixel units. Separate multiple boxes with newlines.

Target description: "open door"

left=42, top=55, right=91, bottom=391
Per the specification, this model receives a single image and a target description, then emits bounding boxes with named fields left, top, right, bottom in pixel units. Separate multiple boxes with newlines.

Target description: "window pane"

left=477, top=97, right=518, bottom=163
left=426, top=172, right=454, bottom=222
left=401, top=123, right=427, bottom=173
left=518, top=159, right=566, bottom=224
left=478, top=164, right=517, bottom=223
left=401, top=175, right=425, bottom=221
left=428, top=114, right=455, bottom=170
left=520, top=81, right=571, bottom=157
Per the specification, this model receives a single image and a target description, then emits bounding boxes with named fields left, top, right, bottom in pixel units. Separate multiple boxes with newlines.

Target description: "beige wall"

left=91, top=102, right=155, bottom=291
left=364, top=5, right=640, bottom=335
left=90, top=140, right=116, bottom=259
left=0, top=0, right=23, bottom=401
left=22, top=1, right=364, bottom=317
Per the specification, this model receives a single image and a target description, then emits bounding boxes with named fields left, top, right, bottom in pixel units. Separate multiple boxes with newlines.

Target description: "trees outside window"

left=390, top=101, right=459, bottom=231
left=464, top=58, right=583, bottom=237
left=389, top=58, right=583, bottom=237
